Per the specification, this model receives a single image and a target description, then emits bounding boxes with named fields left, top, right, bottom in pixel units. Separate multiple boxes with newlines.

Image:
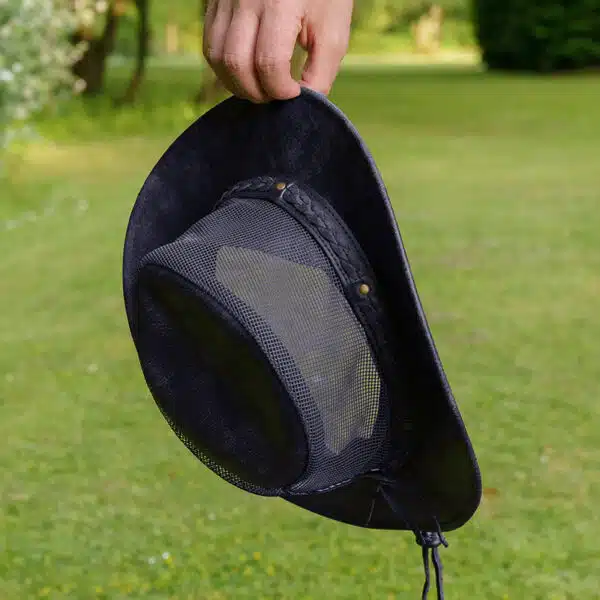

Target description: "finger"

left=255, top=9, right=302, bottom=101
left=203, top=0, right=218, bottom=31
left=203, top=0, right=233, bottom=67
left=300, top=33, right=349, bottom=96
left=203, top=0, right=247, bottom=100
left=222, top=8, right=266, bottom=103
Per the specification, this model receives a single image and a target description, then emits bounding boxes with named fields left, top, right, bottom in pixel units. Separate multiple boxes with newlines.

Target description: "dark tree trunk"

left=71, top=3, right=122, bottom=96
left=118, top=0, right=150, bottom=103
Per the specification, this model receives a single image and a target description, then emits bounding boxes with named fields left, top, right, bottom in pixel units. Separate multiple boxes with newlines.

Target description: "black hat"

left=123, top=88, right=481, bottom=599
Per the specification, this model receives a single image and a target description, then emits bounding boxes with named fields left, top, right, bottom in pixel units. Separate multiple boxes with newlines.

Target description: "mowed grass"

left=1, top=65, right=599, bottom=599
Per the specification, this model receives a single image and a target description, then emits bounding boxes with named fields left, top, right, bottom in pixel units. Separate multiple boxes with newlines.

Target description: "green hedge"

left=473, top=0, right=600, bottom=71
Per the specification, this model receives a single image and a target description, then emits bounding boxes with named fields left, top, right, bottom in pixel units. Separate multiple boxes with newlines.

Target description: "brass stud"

left=275, top=182, right=286, bottom=191
left=359, top=283, right=371, bottom=296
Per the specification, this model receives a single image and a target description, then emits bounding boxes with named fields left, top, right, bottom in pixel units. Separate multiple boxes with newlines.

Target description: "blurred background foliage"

left=473, top=0, right=600, bottom=71
left=2, top=0, right=600, bottom=158
left=2, top=0, right=599, bottom=155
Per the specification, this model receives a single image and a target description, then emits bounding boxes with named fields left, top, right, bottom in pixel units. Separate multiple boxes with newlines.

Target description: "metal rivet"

left=359, top=283, right=370, bottom=296
left=275, top=182, right=286, bottom=191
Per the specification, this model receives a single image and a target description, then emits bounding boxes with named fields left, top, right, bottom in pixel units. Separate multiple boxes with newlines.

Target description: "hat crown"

left=135, top=178, right=399, bottom=496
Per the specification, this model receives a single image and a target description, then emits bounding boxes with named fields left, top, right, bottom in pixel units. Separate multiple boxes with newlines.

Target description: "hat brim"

left=123, top=88, right=481, bottom=533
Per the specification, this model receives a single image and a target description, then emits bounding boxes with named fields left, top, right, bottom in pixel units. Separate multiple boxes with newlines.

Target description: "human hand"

left=203, top=0, right=354, bottom=103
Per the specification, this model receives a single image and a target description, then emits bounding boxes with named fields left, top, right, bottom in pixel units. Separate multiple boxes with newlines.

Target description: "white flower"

left=74, top=78, right=87, bottom=94
left=81, top=8, right=95, bottom=26
left=0, top=69, right=14, bottom=82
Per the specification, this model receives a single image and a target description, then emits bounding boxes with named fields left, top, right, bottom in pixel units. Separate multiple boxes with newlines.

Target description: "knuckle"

left=222, top=52, right=245, bottom=73
left=255, top=54, right=285, bottom=74
left=203, top=45, right=221, bottom=65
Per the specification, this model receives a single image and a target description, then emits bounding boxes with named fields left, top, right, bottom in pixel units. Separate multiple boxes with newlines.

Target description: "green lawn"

left=2, top=65, right=599, bottom=600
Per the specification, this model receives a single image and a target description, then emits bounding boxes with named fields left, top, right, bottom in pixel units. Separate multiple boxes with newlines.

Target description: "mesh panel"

left=140, top=196, right=389, bottom=494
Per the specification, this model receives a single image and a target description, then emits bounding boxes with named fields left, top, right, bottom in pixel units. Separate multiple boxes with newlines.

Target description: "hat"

left=123, top=88, right=482, bottom=599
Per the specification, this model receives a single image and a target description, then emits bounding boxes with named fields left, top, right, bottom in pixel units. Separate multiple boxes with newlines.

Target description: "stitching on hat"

left=279, top=184, right=402, bottom=404
left=283, top=185, right=362, bottom=283
left=221, top=178, right=391, bottom=373
left=222, top=177, right=404, bottom=378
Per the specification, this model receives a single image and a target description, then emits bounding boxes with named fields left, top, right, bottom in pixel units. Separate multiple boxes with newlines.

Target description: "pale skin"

left=203, top=0, right=355, bottom=103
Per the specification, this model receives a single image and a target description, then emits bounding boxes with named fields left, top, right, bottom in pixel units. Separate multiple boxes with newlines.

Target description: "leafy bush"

left=352, top=0, right=391, bottom=32
left=0, top=0, right=85, bottom=153
left=473, top=0, right=600, bottom=71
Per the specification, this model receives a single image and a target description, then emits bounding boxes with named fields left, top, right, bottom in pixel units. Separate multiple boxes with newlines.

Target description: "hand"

left=203, top=0, right=354, bottom=103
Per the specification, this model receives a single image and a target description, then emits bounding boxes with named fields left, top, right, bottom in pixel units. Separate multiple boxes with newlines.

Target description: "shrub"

left=0, top=0, right=85, bottom=153
left=473, top=0, right=600, bottom=71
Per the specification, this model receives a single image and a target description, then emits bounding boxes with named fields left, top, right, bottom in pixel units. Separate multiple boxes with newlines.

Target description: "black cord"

left=365, top=471, right=447, bottom=600
left=432, top=546, right=444, bottom=600
left=421, top=546, right=431, bottom=600
left=421, top=545, right=445, bottom=600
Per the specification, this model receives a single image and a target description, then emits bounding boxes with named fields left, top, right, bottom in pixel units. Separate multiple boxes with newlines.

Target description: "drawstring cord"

left=366, top=472, right=448, bottom=600
left=417, top=530, right=447, bottom=600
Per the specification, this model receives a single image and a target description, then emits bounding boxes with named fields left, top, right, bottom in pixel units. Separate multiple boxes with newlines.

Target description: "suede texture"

left=123, top=88, right=482, bottom=532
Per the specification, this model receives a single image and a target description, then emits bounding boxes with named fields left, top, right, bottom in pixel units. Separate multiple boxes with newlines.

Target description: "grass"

left=2, top=64, right=600, bottom=599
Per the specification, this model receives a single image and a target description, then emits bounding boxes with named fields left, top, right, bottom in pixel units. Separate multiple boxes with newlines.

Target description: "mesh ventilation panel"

left=138, top=194, right=390, bottom=495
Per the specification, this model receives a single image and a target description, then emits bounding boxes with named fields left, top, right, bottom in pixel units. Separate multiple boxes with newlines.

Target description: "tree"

left=70, top=0, right=151, bottom=101
left=70, top=0, right=122, bottom=96
left=473, top=0, right=600, bottom=71
left=118, top=0, right=150, bottom=103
